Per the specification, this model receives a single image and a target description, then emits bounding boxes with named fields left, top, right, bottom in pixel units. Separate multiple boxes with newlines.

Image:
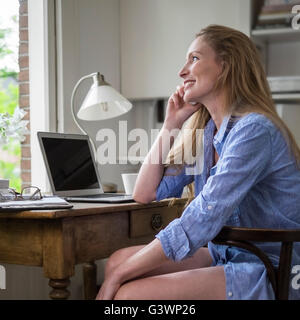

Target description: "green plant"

left=0, top=82, right=18, bottom=114
left=0, top=13, right=21, bottom=191
left=0, top=86, right=24, bottom=191
left=0, top=158, right=21, bottom=191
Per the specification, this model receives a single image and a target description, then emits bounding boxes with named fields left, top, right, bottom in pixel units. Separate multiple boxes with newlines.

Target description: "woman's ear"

left=220, top=60, right=225, bottom=72
left=220, top=59, right=230, bottom=78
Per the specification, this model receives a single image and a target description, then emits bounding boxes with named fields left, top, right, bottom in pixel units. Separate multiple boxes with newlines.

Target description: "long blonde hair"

left=165, top=24, right=300, bottom=207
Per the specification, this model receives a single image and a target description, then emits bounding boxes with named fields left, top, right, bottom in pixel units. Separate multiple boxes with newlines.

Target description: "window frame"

left=28, top=0, right=57, bottom=192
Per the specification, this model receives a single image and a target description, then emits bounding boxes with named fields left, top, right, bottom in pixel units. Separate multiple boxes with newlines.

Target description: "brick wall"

left=19, top=0, right=31, bottom=188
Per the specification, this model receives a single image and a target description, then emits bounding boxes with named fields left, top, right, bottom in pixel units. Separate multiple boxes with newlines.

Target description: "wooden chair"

left=212, top=226, right=300, bottom=300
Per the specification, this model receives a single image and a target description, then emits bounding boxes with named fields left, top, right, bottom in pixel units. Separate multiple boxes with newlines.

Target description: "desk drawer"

left=129, top=206, right=179, bottom=238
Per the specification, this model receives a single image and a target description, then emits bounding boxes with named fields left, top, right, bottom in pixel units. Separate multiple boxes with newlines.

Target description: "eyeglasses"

left=0, top=186, right=43, bottom=202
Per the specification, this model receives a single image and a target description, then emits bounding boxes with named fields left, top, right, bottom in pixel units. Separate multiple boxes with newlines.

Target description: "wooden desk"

left=0, top=199, right=186, bottom=299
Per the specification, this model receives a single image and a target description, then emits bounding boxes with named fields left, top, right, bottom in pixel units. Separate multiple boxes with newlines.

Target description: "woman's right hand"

left=164, top=85, right=201, bottom=130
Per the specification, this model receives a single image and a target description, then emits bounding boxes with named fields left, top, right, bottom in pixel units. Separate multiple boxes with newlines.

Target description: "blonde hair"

left=165, top=24, right=300, bottom=208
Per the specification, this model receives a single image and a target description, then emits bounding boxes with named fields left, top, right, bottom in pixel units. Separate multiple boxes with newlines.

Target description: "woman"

left=96, top=25, right=300, bottom=300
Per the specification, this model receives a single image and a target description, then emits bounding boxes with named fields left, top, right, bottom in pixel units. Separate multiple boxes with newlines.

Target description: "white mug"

left=121, top=173, right=138, bottom=195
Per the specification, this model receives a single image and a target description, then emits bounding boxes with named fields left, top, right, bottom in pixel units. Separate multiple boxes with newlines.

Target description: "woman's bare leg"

left=114, top=266, right=226, bottom=300
left=104, top=244, right=213, bottom=279
left=99, top=245, right=221, bottom=300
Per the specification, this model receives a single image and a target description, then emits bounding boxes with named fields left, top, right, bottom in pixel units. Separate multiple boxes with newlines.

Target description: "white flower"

left=0, top=107, right=29, bottom=146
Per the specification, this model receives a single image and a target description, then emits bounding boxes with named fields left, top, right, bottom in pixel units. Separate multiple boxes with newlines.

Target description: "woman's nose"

left=178, top=63, right=188, bottom=79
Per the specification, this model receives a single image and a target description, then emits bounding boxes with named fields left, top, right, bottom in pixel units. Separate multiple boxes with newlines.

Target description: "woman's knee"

left=104, top=249, right=125, bottom=277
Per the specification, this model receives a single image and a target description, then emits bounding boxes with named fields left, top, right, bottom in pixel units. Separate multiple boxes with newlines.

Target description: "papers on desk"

left=0, top=196, right=73, bottom=211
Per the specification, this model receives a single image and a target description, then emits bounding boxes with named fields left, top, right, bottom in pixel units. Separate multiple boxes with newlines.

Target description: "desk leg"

left=48, top=278, right=70, bottom=299
left=83, top=261, right=97, bottom=300
left=43, top=219, right=75, bottom=300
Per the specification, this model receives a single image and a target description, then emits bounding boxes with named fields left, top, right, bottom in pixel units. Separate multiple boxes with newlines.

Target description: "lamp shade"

left=77, top=83, right=132, bottom=121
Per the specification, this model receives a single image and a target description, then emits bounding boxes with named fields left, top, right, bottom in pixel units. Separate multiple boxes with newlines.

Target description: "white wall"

left=56, top=0, right=121, bottom=133
left=267, top=41, right=300, bottom=76
left=268, top=40, right=300, bottom=147
left=120, top=0, right=251, bottom=99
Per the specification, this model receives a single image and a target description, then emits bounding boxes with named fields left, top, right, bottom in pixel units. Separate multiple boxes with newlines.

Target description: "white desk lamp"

left=71, top=72, right=132, bottom=156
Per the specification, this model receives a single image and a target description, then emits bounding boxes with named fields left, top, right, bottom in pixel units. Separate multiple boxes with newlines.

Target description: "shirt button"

left=207, top=205, right=213, bottom=210
left=228, top=291, right=233, bottom=297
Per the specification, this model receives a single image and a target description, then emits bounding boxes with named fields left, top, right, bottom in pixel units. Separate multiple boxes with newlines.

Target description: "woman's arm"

left=133, top=86, right=201, bottom=203
left=96, top=238, right=168, bottom=300
left=132, top=123, right=179, bottom=203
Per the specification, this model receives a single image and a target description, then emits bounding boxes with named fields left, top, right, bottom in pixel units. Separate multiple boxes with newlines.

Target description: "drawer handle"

left=151, top=214, right=163, bottom=231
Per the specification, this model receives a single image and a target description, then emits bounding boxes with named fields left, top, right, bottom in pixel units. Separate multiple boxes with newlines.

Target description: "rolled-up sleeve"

left=156, top=122, right=273, bottom=261
left=156, top=165, right=194, bottom=201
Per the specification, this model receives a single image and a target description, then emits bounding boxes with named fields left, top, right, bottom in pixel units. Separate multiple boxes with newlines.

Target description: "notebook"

left=37, top=132, right=134, bottom=203
left=0, top=196, right=73, bottom=211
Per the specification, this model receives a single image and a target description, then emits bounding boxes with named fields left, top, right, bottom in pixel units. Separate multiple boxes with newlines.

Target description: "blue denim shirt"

left=155, top=112, right=300, bottom=299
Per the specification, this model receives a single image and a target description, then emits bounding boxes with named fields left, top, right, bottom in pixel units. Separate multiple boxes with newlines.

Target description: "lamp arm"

left=71, top=72, right=98, bottom=159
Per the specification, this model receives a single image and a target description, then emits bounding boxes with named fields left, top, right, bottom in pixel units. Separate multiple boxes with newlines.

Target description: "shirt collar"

left=213, top=113, right=241, bottom=145
left=213, top=114, right=231, bottom=145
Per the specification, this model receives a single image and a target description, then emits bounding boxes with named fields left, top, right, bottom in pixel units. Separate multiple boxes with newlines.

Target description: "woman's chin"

left=184, top=91, right=197, bottom=104
left=184, top=95, right=199, bottom=105
left=183, top=93, right=192, bottom=104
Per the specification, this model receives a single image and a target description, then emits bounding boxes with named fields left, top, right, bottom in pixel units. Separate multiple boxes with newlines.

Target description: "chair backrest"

left=213, top=226, right=300, bottom=300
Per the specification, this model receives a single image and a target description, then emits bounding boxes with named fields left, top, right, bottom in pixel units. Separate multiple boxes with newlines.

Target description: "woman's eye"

left=192, top=56, right=199, bottom=62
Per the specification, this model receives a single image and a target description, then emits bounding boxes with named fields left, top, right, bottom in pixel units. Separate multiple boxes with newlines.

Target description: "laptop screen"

left=40, top=136, right=100, bottom=191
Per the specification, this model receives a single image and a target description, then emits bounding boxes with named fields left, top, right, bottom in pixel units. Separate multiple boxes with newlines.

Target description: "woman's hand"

left=164, top=85, right=201, bottom=130
left=96, top=239, right=168, bottom=300
left=96, top=271, right=122, bottom=300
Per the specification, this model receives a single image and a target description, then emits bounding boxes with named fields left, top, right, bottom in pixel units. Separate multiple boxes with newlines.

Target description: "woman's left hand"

left=96, top=274, right=122, bottom=300
left=96, top=239, right=168, bottom=300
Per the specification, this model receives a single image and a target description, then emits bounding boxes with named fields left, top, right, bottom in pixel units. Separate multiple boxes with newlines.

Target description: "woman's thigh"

left=114, top=265, right=226, bottom=300
left=105, top=245, right=213, bottom=278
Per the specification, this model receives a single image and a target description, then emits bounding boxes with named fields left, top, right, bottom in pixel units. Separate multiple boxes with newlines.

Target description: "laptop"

left=37, top=131, right=134, bottom=203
